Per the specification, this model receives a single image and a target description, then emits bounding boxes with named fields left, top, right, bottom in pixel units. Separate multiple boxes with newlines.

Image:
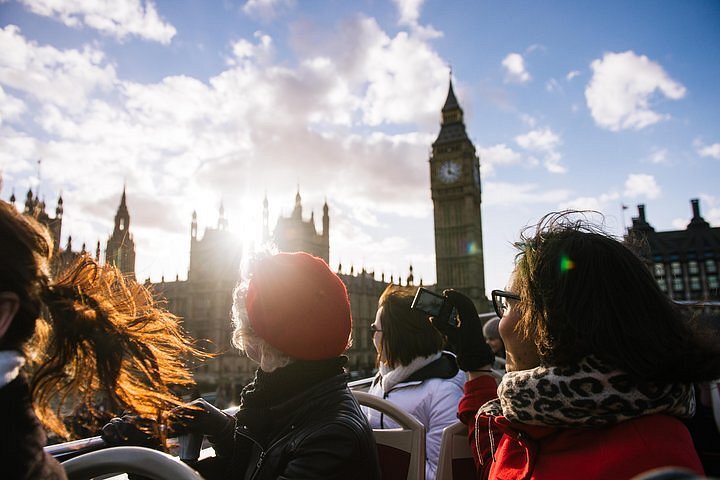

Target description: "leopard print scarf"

left=478, top=356, right=695, bottom=427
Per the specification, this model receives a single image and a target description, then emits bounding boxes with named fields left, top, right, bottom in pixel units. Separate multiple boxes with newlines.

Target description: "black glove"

left=433, top=289, right=495, bottom=371
left=101, top=415, right=164, bottom=450
left=168, top=398, right=234, bottom=440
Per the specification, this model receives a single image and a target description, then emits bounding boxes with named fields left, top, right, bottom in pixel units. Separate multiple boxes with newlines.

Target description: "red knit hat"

left=245, top=252, right=352, bottom=360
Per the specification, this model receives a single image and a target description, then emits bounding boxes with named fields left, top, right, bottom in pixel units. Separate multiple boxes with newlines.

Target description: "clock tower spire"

left=429, top=77, right=488, bottom=311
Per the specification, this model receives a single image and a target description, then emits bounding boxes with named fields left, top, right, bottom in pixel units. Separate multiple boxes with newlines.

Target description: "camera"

left=411, top=287, right=458, bottom=327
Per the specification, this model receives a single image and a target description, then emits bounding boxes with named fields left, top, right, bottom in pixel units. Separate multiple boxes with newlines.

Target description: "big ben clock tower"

left=430, top=79, right=488, bottom=310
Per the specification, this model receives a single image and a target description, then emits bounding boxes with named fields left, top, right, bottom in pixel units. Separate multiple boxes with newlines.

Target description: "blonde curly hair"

left=231, top=280, right=292, bottom=373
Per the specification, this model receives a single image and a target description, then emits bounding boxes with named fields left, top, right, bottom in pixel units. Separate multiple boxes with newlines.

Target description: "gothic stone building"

left=7, top=187, right=115, bottom=275
left=105, top=188, right=136, bottom=279
left=11, top=79, right=490, bottom=401
left=151, top=193, right=409, bottom=402
left=627, top=198, right=720, bottom=302
left=153, top=80, right=491, bottom=397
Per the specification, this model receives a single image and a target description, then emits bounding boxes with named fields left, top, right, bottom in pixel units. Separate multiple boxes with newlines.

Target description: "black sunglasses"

left=369, top=324, right=382, bottom=334
left=491, top=290, right=521, bottom=318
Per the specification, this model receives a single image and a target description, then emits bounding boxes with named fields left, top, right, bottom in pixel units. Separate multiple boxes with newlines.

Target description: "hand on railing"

left=100, top=415, right=164, bottom=450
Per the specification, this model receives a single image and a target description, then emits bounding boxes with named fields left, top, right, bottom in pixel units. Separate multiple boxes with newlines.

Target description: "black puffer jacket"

left=1, top=376, right=67, bottom=480
left=197, top=373, right=380, bottom=480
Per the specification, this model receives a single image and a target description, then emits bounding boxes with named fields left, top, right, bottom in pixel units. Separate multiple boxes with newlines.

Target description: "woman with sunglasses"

left=441, top=211, right=720, bottom=479
left=365, top=284, right=466, bottom=480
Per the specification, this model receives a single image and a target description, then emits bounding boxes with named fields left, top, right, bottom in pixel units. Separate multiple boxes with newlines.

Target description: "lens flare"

left=560, top=255, right=575, bottom=272
left=467, top=241, right=481, bottom=255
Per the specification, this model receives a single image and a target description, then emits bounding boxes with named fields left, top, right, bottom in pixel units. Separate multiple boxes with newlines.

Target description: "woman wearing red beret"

left=187, top=252, right=381, bottom=480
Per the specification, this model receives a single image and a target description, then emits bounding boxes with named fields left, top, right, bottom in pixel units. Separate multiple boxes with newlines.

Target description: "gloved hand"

left=101, top=415, right=164, bottom=450
left=168, top=398, right=234, bottom=440
left=433, top=289, right=495, bottom=371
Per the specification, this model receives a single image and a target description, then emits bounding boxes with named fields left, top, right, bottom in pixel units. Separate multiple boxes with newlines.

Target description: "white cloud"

left=391, top=0, right=441, bottom=39
left=543, top=151, right=565, bottom=174
left=478, top=144, right=522, bottom=176
left=624, top=173, right=661, bottom=199
left=649, top=148, right=668, bottom=164
left=670, top=218, right=687, bottom=230
left=502, top=53, right=530, bottom=84
left=698, top=194, right=720, bottom=225
left=19, top=0, right=176, bottom=44
left=515, top=127, right=566, bottom=173
left=585, top=51, right=686, bottom=131
left=288, top=15, right=447, bottom=126
left=545, top=78, right=560, bottom=93
left=393, top=0, right=423, bottom=25
left=697, top=142, right=720, bottom=159
left=516, top=127, right=560, bottom=151
left=559, top=191, right=620, bottom=211
left=361, top=28, right=447, bottom=125
left=484, top=182, right=571, bottom=206
left=0, top=25, right=116, bottom=112
left=566, top=70, right=581, bottom=81
left=519, top=113, right=536, bottom=127
left=525, top=44, right=545, bottom=55
left=1, top=14, right=453, bottom=286
left=227, top=32, right=275, bottom=66
left=242, top=0, right=295, bottom=21
left=0, top=128, right=38, bottom=179
left=0, top=85, right=26, bottom=125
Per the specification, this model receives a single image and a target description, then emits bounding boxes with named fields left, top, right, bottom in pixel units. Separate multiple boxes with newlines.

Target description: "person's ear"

left=0, top=292, right=20, bottom=340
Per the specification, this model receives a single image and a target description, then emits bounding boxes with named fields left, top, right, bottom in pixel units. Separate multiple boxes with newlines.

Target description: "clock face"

left=438, top=160, right=461, bottom=184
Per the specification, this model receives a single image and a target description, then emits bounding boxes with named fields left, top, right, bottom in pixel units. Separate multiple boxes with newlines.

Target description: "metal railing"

left=44, top=436, right=107, bottom=462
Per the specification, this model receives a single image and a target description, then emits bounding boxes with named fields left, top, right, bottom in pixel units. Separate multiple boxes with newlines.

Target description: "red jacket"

left=458, top=376, right=704, bottom=480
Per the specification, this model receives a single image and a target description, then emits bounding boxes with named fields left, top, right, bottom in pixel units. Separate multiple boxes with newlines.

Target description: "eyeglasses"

left=491, top=290, right=521, bottom=318
left=369, top=324, right=382, bottom=334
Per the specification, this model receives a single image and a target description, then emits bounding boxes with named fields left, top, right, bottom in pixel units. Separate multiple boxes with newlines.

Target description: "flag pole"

left=621, top=203, right=629, bottom=235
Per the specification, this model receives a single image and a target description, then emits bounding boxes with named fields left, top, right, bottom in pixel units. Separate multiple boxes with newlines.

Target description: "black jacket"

left=196, top=373, right=380, bottom=480
left=1, top=376, right=67, bottom=480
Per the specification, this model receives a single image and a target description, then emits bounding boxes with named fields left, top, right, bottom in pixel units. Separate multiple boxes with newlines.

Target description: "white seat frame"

left=61, top=445, right=203, bottom=480
left=710, top=379, right=720, bottom=434
left=353, top=390, right=426, bottom=480
left=435, top=420, right=473, bottom=480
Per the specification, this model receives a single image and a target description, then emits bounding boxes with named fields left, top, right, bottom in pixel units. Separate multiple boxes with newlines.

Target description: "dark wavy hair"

left=0, top=200, right=207, bottom=438
left=512, top=211, right=720, bottom=383
left=376, top=285, right=444, bottom=368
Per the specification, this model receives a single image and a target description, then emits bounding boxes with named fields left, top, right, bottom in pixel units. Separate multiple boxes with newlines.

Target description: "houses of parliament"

left=6, top=81, right=488, bottom=397
left=9, top=81, right=716, bottom=399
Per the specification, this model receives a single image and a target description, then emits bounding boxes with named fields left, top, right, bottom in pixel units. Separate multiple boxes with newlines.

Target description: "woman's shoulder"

left=421, top=369, right=465, bottom=390
left=615, top=413, right=699, bottom=444
left=541, top=415, right=701, bottom=469
left=496, top=415, right=704, bottom=479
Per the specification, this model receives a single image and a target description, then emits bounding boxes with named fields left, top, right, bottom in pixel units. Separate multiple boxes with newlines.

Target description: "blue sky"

left=1, top=0, right=719, bottom=299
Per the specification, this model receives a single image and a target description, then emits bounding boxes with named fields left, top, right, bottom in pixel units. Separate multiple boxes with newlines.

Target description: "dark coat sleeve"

left=277, top=421, right=378, bottom=480
left=1, top=378, right=68, bottom=480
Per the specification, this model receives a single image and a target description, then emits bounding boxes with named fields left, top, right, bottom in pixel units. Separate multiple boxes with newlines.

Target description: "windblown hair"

left=0, top=200, right=206, bottom=438
left=231, top=280, right=292, bottom=373
left=376, top=285, right=444, bottom=368
left=512, top=210, right=720, bottom=383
